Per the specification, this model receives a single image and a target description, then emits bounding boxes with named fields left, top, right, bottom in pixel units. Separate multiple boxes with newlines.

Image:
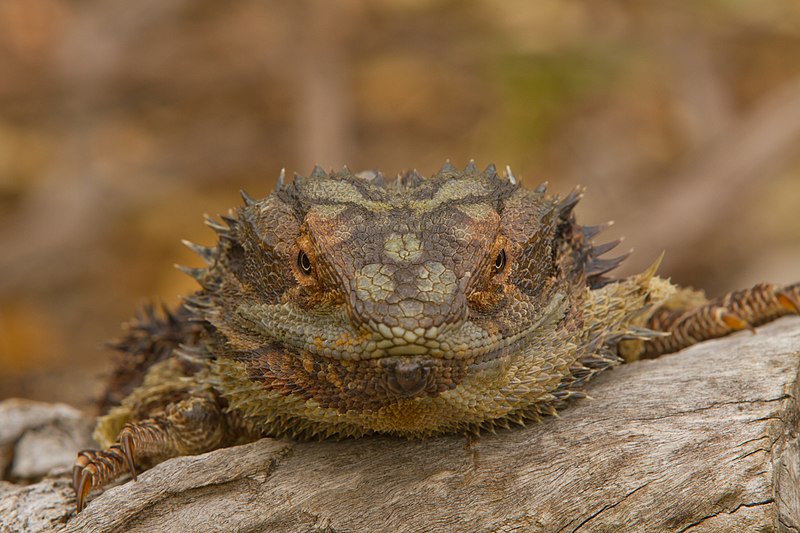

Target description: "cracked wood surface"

left=1, top=317, right=799, bottom=532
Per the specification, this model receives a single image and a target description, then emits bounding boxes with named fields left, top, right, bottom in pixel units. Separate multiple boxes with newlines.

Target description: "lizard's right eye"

left=298, top=250, right=312, bottom=275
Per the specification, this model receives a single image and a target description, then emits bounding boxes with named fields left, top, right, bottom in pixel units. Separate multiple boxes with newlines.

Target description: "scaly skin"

left=72, top=162, right=800, bottom=512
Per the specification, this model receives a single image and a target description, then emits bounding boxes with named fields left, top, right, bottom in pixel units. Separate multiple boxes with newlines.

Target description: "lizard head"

left=183, top=163, right=622, bottom=436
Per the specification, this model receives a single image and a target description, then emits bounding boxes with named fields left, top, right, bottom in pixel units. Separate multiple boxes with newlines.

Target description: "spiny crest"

left=239, top=189, right=256, bottom=206
left=179, top=212, right=240, bottom=288
left=557, top=186, right=584, bottom=221
left=267, top=161, right=522, bottom=198
left=275, top=168, right=286, bottom=191
left=424, top=160, right=516, bottom=192
left=180, top=240, right=216, bottom=265
left=544, top=185, right=630, bottom=284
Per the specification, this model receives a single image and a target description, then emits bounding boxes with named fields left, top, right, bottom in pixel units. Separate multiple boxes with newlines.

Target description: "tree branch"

left=2, top=318, right=799, bottom=532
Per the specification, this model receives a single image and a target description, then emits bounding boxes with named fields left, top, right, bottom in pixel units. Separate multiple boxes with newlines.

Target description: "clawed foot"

left=643, top=282, right=800, bottom=357
left=72, top=396, right=229, bottom=512
left=72, top=433, right=137, bottom=512
left=776, top=286, right=800, bottom=314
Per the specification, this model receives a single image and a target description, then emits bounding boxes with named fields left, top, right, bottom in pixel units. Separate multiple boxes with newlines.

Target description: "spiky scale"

left=175, top=264, right=206, bottom=282
left=220, top=215, right=238, bottom=228
left=240, top=190, right=256, bottom=206
left=181, top=240, right=215, bottom=264
left=582, top=221, right=613, bottom=240
left=439, top=160, right=457, bottom=174
left=586, top=254, right=630, bottom=277
left=310, top=165, right=327, bottom=179
left=275, top=168, right=286, bottom=191
left=591, top=238, right=623, bottom=257
left=505, top=165, right=517, bottom=185
left=558, top=187, right=584, bottom=219
left=203, top=215, right=228, bottom=234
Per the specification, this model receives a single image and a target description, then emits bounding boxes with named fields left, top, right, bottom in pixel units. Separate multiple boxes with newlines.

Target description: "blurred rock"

left=0, top=398, right=93, bottom=481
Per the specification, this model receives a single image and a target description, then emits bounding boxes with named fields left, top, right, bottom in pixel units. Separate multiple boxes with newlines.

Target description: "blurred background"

left=1, top=0, right=798, bottom=409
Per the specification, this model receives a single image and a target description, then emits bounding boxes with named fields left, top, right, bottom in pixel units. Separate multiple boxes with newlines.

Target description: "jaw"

left=208, top=288, right=579, bottom=438
left=209, top=328, right=581, bottom=439
left=207, top=298, right=582, bottom=439
left=233, top=290, right=568, bottom=362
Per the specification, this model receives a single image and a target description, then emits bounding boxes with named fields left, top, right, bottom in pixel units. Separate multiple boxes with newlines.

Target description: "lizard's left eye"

left=298, top=250, right=313, bottom=275
left=494, top=250, right=506, bottom=273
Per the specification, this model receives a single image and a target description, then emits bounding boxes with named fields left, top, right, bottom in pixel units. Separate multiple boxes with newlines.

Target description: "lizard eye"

left=494, top=250, right=506, bottom=273
left=297, top=250, right=312, bottom=275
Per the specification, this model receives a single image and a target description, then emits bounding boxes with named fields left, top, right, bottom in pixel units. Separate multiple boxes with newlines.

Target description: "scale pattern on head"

left=181, top=163, right=626, bottom=437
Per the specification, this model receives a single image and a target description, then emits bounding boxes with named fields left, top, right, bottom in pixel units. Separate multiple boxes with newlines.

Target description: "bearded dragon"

left=72, top=162, right=800, bottom=512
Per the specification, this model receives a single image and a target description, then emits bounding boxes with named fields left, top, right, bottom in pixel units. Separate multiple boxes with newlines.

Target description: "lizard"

left=72, top=161, right=800, bottom=512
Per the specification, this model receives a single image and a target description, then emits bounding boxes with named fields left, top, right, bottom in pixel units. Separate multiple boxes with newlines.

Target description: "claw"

left=72, top=464, right=81, bottom=493
left=121, top=433, right=137, bottom=481
left=72, top=452, right=92, bottom=492
left=72, top=464, right=83, bottom=494
left=776, top=289, right=800, bottom=314
left=716, top=308, right=754, bottom=333
left=76, top=466, right=93, bottom=512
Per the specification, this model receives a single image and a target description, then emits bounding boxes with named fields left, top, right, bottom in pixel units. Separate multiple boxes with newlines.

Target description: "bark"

left=2, top=317, right=799, bottom=533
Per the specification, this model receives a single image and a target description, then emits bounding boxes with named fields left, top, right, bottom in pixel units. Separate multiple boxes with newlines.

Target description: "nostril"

left=385, top=359, right=431, bottom=396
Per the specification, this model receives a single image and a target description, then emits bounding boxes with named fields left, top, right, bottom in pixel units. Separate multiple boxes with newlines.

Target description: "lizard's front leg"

left=641, top=282, right=800, bottom=358
left=73, top=394, right=236, bottom=512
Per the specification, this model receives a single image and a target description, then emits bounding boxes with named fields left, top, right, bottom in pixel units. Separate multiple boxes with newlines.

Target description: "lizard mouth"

left=236, top=292, right=567, bottom=362
left=232, top=294, right=568, bottom=412
left=237, top=345, right=509, bottom=411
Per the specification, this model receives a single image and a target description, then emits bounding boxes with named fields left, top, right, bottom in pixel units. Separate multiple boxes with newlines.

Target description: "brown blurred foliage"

left=1, top=0, right=799, bottom=407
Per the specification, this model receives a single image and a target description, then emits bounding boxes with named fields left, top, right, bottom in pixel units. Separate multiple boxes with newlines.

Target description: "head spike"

left=310, top=165, right=327, bottom=179
left=591, top=237, right=624, bottom=257
left=439, top=160, right=457, bottom=174
left=465, top=159, right=477, bottom=173
left=581, top=220, right=613, bottom=240
left=355, top=169, right=384, bottom=185
left=504, top=165, right=517, bottom=185
left=181, top=239, right=215, bottom=264
left=534, top=181, right=549, bottom=194
left=639, top=250, right=665, bottom=280
left=557, top=186, right=585, bottom=219
left=275, top=168, right=286, bottom=191
left=220, top=214, right=239, bottom=228
left=204, top=214, right=228, bottom=234
left=175, top=264, right=206, bottom=282
left=240, top=189, right=256, bottom=206
left=400, top=169, right=424, bottom=188
left=481, top=163, right=497, bottom=178
left=585, top=252, right=631, bottom=277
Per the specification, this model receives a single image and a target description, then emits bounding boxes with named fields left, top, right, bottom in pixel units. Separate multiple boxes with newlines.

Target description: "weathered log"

left=1, top=317, right=799, bottom=532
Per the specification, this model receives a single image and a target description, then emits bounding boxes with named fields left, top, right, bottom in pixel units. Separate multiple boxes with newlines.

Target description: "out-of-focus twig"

left=292, top=0, right=360, bottom=171
left=622, top=74, right=800, bottom=277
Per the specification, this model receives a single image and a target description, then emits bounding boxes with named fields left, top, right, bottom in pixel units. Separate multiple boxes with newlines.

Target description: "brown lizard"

left=72, top=162, right=800, bottom=512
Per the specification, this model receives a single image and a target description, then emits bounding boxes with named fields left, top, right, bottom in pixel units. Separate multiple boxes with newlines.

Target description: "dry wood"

left=1, top=317, right=799, bottom=532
